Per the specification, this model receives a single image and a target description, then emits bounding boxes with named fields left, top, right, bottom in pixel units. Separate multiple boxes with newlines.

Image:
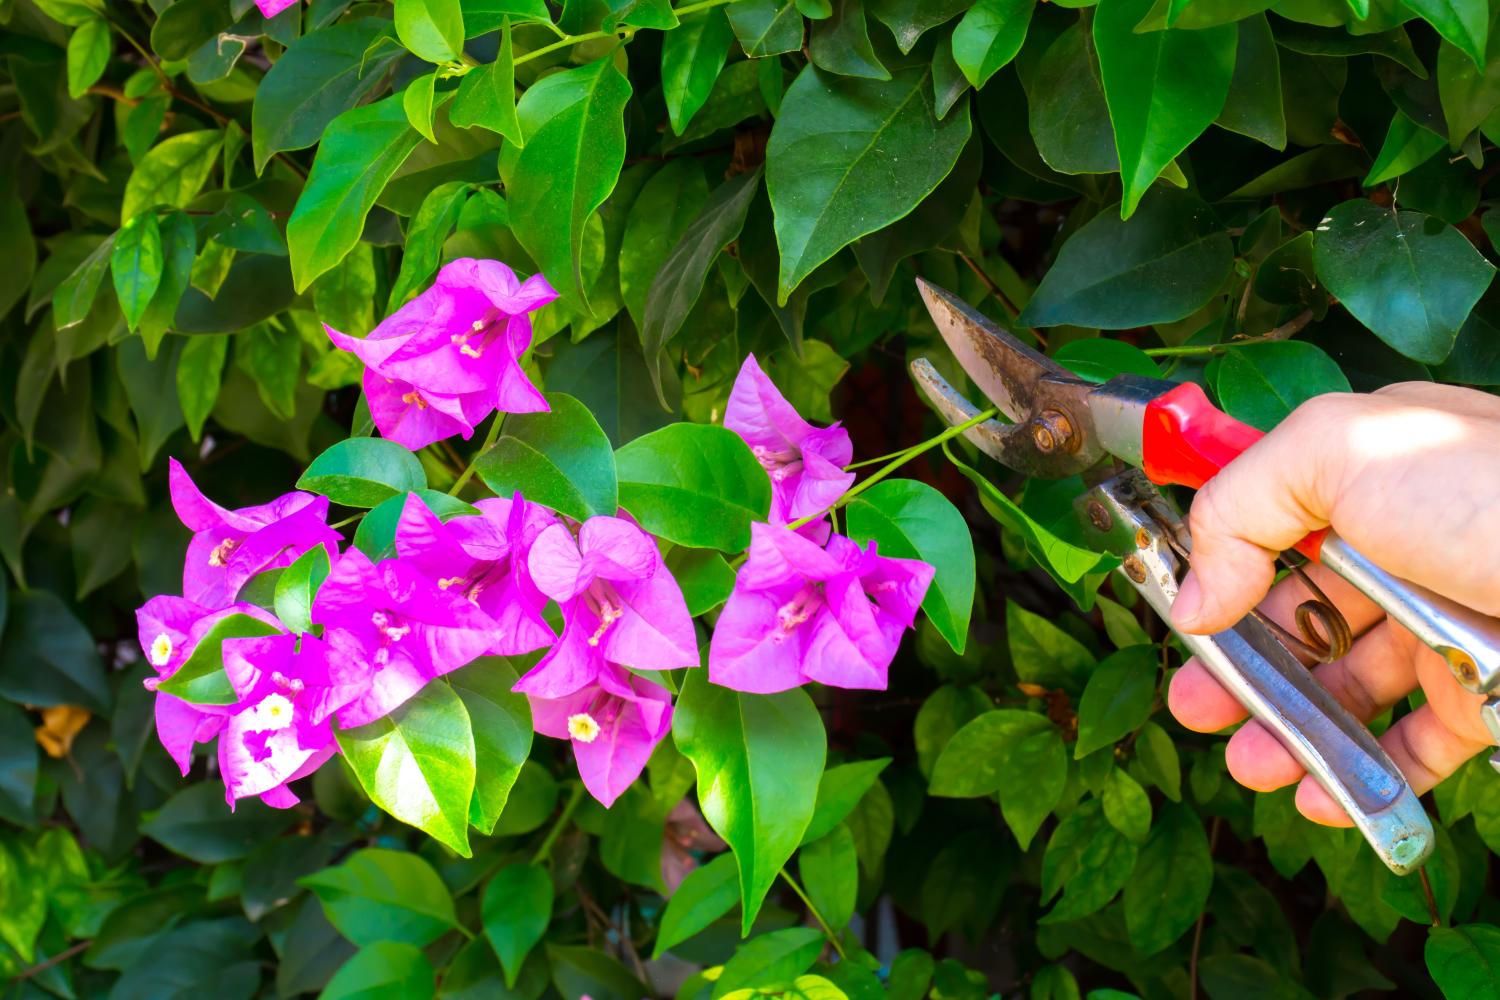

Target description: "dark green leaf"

left=653, top=852, right=739, bottom=957
left=726, top=0, right=805, bottom=57
left=142, top=783, right=297, bottom=862
left=1074, top=645, right=1158, bottom=758
left=297, top=437, right=428, bottom=508
left=929, top=709, right=1065, bottom=848
left=1216, top=13, right=1285, bottom=149
left=482, top=863, right=552, bottom=987
left=866, top=0, right=969, bottom=53
left=809, top=0, right=890, bottom=81
left=713, top=927, right=825, bottom=997
left=798, top=824, right=857, bottom=929
left=0, top=590, right=110, bottom=712
left=1366, top=111, right=1447, bottom=185
left=1123, top=803, right=1213, bottom=955
left=1426, top=924, right=1500, bottom=1000
left=664, top=7, right=736, bottom=133
left=1213, top=341, right=1351, bottom=432
left=803, top=758, right=890, bottom=843
left=323, top=941, right=436, bottom=999
left=1405, top=0, right=1487, bottom=70
left=301, top=847, right=461, bottom=945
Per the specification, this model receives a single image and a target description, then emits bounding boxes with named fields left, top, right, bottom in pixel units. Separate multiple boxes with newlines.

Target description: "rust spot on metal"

left=1123, top=555, right=1147, bottom=584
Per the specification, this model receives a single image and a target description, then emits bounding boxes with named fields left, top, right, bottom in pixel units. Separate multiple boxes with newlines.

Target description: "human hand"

left=1165, top=382, right=1500, bottom=825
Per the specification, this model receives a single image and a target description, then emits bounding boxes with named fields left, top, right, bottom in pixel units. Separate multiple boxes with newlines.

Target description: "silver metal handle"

left=1079, top=472, right=1433, bottom=874
left=1319, top=533, right=1500, bottom=695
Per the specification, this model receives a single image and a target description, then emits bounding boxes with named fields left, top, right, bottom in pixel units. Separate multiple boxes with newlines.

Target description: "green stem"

left=790, top=406, right=999, bottom=530
left=449, top=414, right=505, bottom=496
left=330, top=512, right=365, bottom=531
left=513, top=0, right=736, bottom=66
left=532, top=781, right=585, bottom=866
left=779, top=869, right=847, bottom=960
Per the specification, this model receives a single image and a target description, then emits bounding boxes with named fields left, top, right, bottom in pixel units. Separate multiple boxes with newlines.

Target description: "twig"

left=957, top=252, right=1046, bottom=350
left=14, top=941, right=89, bottom=981
left=1188, top=817, right=1223, bottom=1000
left=532, top=781, right=585, bottom=865
left=1419, top=867, right=1441, bottom=927
left=1146, top=309, right=1316, bottom=358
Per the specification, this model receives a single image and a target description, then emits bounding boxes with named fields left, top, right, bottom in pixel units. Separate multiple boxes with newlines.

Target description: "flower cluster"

left=137, top=260, right=935, bottom=817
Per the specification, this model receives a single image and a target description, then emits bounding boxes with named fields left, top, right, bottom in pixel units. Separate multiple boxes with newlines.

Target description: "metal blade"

left=916, top=278, right=1075, bottom=424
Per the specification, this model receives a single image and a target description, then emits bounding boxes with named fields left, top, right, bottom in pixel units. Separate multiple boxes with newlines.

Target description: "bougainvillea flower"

left=135, top=595, right=281, bottom=774
left=255, top=0, right=298, bottom=16
left=514, top=516, right=698, bottom=699
left=311, top=548, right=496, bottom=727
left=169, top=458, right=342, bottom=609
left=709, top=522, right=934, bottom=694
left=394, top=493, right=556, bottom=656
left=528, top=661, right=673, bottom=808
left=219, top=633, right=368, bottom=808
left=325, top=258, right=556, bottom=450
left=724, top=355, right=856, bottom=526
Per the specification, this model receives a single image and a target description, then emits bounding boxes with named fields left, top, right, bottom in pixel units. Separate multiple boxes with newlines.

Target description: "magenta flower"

left=326, top=258, right=556, bottom=450
left=219, top=633, right=368, bottom=808
left=255, top=0, right=297, bottom=15
left=725, top=355, right=855, bottom=527
left=528, top=661, right=673, bottom=808
left=514, top=516, right=698, bottom=699
left=708, top=523, right=934, bottom=694
left=135, top=595, right=280, bottom=774
left=311, top=548, right=498, bottom=727
left=394, top=493, right=556, bottom=656
left=169, top=458, right=342, bottom=610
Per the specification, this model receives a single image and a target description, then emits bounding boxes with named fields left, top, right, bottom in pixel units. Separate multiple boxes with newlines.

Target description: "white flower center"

left=567, top=712, right=601, bottom=743
left=252, top=693, right=295, bottom=731
left=773, top=585, right=824, bottom=642
left=148, top=633, right=173, bottom=667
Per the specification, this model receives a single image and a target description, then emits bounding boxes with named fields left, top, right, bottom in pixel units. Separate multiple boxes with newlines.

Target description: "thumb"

left=1170, top=398, right=1347, bottom=634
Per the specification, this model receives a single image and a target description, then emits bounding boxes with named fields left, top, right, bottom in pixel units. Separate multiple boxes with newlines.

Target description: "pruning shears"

left=911, top=279, right=1500, bottom=875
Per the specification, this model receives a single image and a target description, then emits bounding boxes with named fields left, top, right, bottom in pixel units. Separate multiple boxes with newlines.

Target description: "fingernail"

left=1172, top=572, right=1203, bottom=629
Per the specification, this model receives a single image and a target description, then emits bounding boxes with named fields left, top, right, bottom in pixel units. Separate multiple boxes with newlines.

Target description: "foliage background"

left=5, top=0, right=1500, bottom=996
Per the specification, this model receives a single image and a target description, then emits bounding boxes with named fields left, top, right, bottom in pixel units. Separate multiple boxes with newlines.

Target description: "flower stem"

left=449, top=414, right=506, bottom=496
left=513, top=0, right=736, bottom=66
left=789, top=406, right=999, bottom=530
left=532, top=781, right=585, bottom=866
left=779, top=868, right=847, bottom=960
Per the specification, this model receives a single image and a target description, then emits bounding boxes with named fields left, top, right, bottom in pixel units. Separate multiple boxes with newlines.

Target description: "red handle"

left=1141, top=382, right=1326, bottom=561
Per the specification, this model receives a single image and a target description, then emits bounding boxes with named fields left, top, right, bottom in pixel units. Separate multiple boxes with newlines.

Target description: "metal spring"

left=1144, top=502, right=1352, bottom=665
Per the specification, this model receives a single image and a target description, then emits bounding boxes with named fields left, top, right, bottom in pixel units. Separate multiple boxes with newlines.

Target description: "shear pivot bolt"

left=1123, top=555, right=1147, bottom=584
left=1086, top=501, right=1112, bottom=532
left=1030, top=410, right=1076, bottom=454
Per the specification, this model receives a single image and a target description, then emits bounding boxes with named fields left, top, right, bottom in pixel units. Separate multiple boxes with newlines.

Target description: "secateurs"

left=910, top=278, right=1500, bottom=875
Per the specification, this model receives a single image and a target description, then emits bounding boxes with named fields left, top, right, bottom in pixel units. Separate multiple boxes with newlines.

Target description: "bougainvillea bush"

left=7, top=0, right=1500, bottom=996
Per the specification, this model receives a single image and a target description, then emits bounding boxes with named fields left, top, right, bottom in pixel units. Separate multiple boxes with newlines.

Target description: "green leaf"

left=1404, top=0, right=1487, bottom=70
left=298, top=438, right=428, bottom=508
left=619, top=160, right=710, bottom=329
left=1101, top=767, right=1152, bottom=843
left=1053, top=338, right=1162, bottom=383
left=641, top=168, right=762, bottom=398
left=482, top=863, right=552, bottom=987
left=1039, top=799, right=1137, bottom=922
left=1093, top=0, right=1236, bottom=217
left=403, top=71, right=441, bottom=143
left=336, top=682, right=477, bottom=856
left=449, top=658, right=532, bottom=834
left=803, top=758, right=890, bottom=843
left=139, top=211, right=198, bottom=353
left=867, top=0, right=970, bottom=53
left=174, top=335, right=226, bottom=442
left=323, top=941, right=436, bottom=1000
left=664, top=7, right=735, bottom=134
left=928, top=709, right=1065, bottom=848
left=353, top=489, right=478, bottom=561
left=142, top=782, right=297, bottom=862
left=1426, top=924, right=1500, bottom=1000
left=726, top=0, right=805, bottom=56
left=476, top=392, right=617, bottom=522
left=547, top=943, right=649, bottom=1000
left=653, top=852, right=740, bottom=957
left=66, top=17, right=109, bottom=98
left=674, top=671, right=826, bottom=934
left=0, top=591, right=109, bottom=713
left=52, top=232, right=116, bottom=331
left=450, top=22, right=521, bottom=142
left=768, top=65, right=971, bottom=302
left=1134, top=719, right=1181, bottom=801
left=0, top=700, right=38, bottom=825
left=798, top=824, right=857, bottom=930
left=951, top=0, right=1031, bottom=89
left=1366, top=111, right=1448, bottom=185
left=914, top=685, right=991, bottom=778
left=845, top=478, right=975, bottom=655
left=251, top=18, right=403, bottom=173
left=272, top=545, right=330, bottom=637
left=714, top=927, right=825, bottom=998
left=1123, top=803, right=1213, bottom=955
left=387, top=186, right=471, bottom=310
left=149, top=0, right=232, bottom=60
left=1073, top=645, right=1158, bottom=758
left=111, top=213, right=164, bottom=331
left=301, top=848, right=461, bottom=946
left=809, top=0, right=890, bottom=81
left=500, top=57, right=631, bottom=311
left=286, top=96, right=423, bottom=292
left=156, top=613, right=282, bottom=705
left=1312, top=199, right=1495, bottom=363
left=1017, top=189, right=1233, bottom=328
left=461, top=0, right=553, bottom=34
left=1213, top=341, right=1351, bottom=432
left=1027, top=22, right=1117, bottom=175
left=666, top=546, right=737, bottom=617
left=122, top=130, right=224, bottom=221
left=396, top=0, right=465, bottom=62
left=1006, top=599, right=1096, bottom=691
left=1436, top=12, right=1500, bottom=144
left=1216, top=12, right=1285, bottom=150
left=615, top=423, right=772, bottom=552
